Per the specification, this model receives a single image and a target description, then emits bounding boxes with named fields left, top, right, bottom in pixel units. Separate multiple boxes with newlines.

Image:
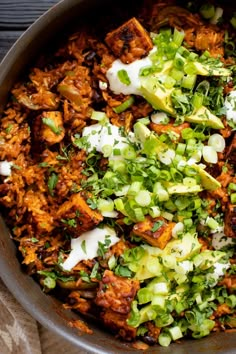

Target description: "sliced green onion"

left=200, top=3, right=215, bottom=19
left=158, top=333, right=172, bottom=347
left=114, top=198, right=125, bottom=212
left=122, top=145, right=136, bottom=160
left=149, top=206, right=161, bottom=218
left=181, top=128, right=194, bottom=140
left=226, top=295, right=236, bottom=308
left=97, top=198, right=114, bottom=212
left=153, top=282, right=169, bottom=295
left=158, top=149, right=175, bottom=165
left=135, top=190, right=152, bottom=207
left=173, top=28, right=185, bottom=47
left=210, top=7, right=223, bottom=25
left=230, top=193, right=236, bottom=204
left=192, top=93, right=204, bottom=110
left=113, top=96, right=134, bottom=114
left=137, top=117, right=150, bottom=125
left=173, top=53, right=185, bottom=70
left=230, top=14, right=236, bottom=29
left=117, top=69, right=131, bottom=85
left=229, top=183, right=236, bottom=191
left=151, top=295, right=166, bottom=308
left=202, top=146, right=218, bottom=164
left=161, top=211, right=174, bottom=221
left=177, top=46, right=190, bottom=58
left=128, top=181, right=142, bottom=196
left=168, top=326, right=183, bottom=340
left=101, top=144, right=113, bottom=157
left=181, top=74, right=197, bottom=89
left=172, top=222, right=184, bottom=238
left=195, top=80, right=210, bottom=96
left=159, top=170, right=171, bottom=181
left=208, top=134, right=225, bottom=153
left=91, top=110, right=107, bottom=121
left=206, top=217, right=219, bottom=230
left=134, top=207, right=145, bottom=221
left=170, top=68, right=184, bottom=81
left=176, top=143, right=186, bottom=156
left=153, top=182, right=169, bottom=202
left=164, top=76, right=176, bottom=89
left=183, top=62, right=197, bottom=75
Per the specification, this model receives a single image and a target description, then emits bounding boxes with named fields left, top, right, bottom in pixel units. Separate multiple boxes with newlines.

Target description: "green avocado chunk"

left=192, top=164, right=221, bottom=191
left=140, top=76, right=175, bottom=115
left=193, top=62, right=231, bottom=77
left=166, top=183, right=202, bottom=195
left=185, top=106, right=224, bottom=129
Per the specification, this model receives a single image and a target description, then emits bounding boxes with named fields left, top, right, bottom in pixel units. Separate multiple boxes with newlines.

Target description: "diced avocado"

left=133, top=122, right=151, bottom=143
left=143, top=133, right=169, bottom=156
left=192, top=164, right=221, bottom=191
left=166, top=183, right=202, bottom=195
left=163, top=232, right=201, bottom=261
left=193, top=250, right=227, bottom=270
left=140, top=76, right=175, bottom=115
left=185, top=106, right=224, bottom=129
left=134, top=252, right=163, bottom=281
left=193, top=62, right=231, bottom=77
left=156, top=60, right=173, bottom=75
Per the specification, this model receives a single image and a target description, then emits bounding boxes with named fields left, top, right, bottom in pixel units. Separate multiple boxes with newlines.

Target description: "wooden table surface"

left=0, top=0, right=58, bottom=61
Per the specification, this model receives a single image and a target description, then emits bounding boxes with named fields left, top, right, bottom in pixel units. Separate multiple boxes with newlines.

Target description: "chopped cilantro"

left=151, top=220, right=164, bottom=232
left=47, top=172, right=58, bottom=196
left=86, top=198, right=97, bottom=210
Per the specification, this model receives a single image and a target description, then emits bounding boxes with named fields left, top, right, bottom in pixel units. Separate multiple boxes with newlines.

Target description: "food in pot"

left=0, top=0, right=235, bottom=347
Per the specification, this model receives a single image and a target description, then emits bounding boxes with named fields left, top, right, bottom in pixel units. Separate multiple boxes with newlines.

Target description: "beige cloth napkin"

left=0, top=278, right=82, bottom=354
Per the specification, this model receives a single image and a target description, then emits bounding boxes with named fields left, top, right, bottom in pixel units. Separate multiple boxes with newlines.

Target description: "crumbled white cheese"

left=213, top=262, right=230, bottom=278
left=225, top=90, right=236, bottom=123
left=0, top=160, right=12, bottom=176
left=106, top=48, right=157, bottom=95
left=212, top=232, right=234, bottom=249
left=62, top=226, right=120, bottom=271
left=82, top=122, right=135, bottom=160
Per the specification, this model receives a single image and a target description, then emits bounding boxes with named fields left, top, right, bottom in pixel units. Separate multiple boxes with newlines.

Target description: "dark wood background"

left=0, top=0, right=59, bottom=61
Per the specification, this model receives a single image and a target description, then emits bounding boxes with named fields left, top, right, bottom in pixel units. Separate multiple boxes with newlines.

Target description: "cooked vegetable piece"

left=105, top=17, right=153, bottom=63
left=132, top=217, right=175, bottom=249
left=57, top=193, right=103, bottom=236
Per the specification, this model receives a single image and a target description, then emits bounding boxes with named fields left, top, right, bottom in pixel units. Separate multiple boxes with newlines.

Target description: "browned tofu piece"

left=101, top=309, right=137, bottom=341
left=105, top=17, right=153, bottom=63
left=132, top=216, right=175, bottom=249
left=95, top=270, right=139, bottom=314
left=33, top=111, right=65, bottom=146
left=57, top=193, right=103, bottom=236
left=224, top=204, right=236, bottom=238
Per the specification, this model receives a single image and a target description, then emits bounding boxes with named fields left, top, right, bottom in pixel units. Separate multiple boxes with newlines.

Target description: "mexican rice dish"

left=0, top=0, right=235, bottom=348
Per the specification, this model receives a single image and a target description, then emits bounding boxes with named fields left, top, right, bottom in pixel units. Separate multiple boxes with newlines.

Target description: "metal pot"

left=0, top=0, right=235, bottom=353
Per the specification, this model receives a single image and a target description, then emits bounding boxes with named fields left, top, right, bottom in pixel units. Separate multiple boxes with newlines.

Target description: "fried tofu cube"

left=95, top=270, right=140, bottom=314
left=132, top=216, right=175, bottom=249
left=57, top=193, right=103, bottom=236
left=101, top=309, right=137, bottom=341
left=105, top=17, right=153, bottom=63
left=40, top=111, right=65, bottom=145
